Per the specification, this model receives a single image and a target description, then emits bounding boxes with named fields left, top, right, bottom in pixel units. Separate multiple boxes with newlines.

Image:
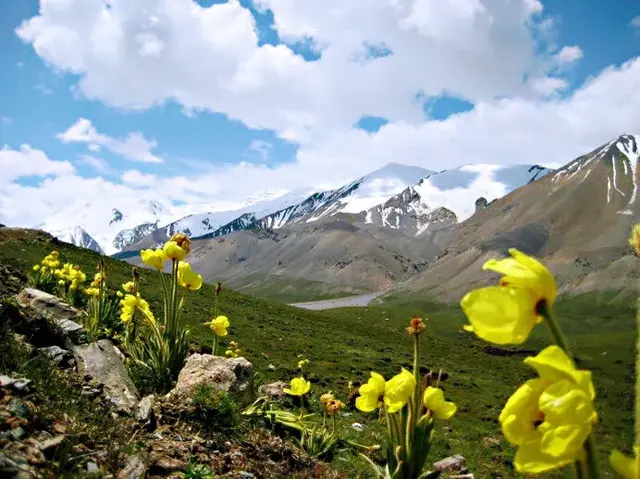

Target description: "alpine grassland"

left=0, top=227, right=636, bottom=478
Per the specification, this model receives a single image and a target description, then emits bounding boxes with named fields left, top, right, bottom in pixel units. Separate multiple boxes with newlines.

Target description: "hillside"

left=0, top=226, right=634, bottom=478
left=395, top=134, right=640, bottom=301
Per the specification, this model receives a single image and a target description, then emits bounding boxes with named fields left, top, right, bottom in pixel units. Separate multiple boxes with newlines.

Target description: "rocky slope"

left=395, top=134, right=640, bottom=301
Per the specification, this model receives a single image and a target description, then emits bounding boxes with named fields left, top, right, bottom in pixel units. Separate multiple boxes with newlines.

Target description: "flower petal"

left=460, top=286, right=538, bottom=345
left=609, top=449, right=637, bottom=479
left=499, top=378, right=549, bottom=446
left=514, top=439, right=576, bottom=474
left=524, top=346, right=595, bottom=398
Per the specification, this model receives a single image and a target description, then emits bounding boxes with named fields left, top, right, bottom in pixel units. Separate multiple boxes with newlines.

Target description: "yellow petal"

left=499, top=378, right=549, bottom=446
left=514, top=439, right=576, bottom=474
left=356, top=372, right=386, bottom=413
left=384, top=368, right=416, bottom=413
left=524, top=346, right=595, bottom=399
left=460, top=286, right=538, bottom=345
left=610, top=449, right=637, bottom=479
left=423, top=387, right=456, bottom=419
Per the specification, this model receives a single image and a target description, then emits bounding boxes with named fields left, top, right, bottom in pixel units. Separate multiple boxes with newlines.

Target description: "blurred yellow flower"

left=163, top=241, right=186, bottom=261
left=629, top=224, right=640, bottom=256
left=116, top=291, right=124, bottom=298
left=499, top=346, right=597, bottom=474
left=283, top=376, right=311, bottom=396
left=609, top=447, right=638, bottom=479
left=297, top=358, right=310, bottom=369
left=85, top=287, right=100, bottom=297
left=140, top=248, right=167, bottom=270
left=460, top=249, right=557, bottom=345
left=57, top=279, right=65, bottom=286
left=423, top=387, right=457, bottom=420
left=320, top=392, right=335, bottom=405
left=327, top=399, right=345, bottom=414
left=122, top=281, right=135, bottom=293
left=177, top=262, right=203, bottom=291
left=120, top=293, right=154, bottom=324
left=33, top=265, right=40, bottom=272
left=355, top=372, right=386, bottom=413
left=384, top=368, right=416, bottom=413
left=207, top=315, right=229, bottom=336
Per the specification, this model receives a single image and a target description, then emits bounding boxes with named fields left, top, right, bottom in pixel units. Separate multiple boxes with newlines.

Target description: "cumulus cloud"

left=247, top=140, right=272, bottom=161
left=77, top=154, right=110, bottom=173
left=0, top=145, right=75, bottom=186
left=4, top=0, right=640, bottom=230
left=58, top=118, right=163, bottom=163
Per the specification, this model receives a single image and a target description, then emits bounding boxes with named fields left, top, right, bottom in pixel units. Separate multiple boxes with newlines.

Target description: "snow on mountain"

left=364, top=164, right=553, bottom=234
left=163, top=188, right=313, bottom=239
left=50, top=226, right=104, bottom=254
left=40, top=198, right=175, bottom=256
left=253, top=163, right=434, bottom=231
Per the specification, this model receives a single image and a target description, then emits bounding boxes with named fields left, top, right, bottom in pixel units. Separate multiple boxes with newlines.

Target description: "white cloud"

left=87, top=144, right=101, bottom=152
left=35, top=83, right=53, bottom=95
left=248, top=140, right=272, bottom=161
left=77, top=154, right=110, bottom=173
left=553, top=45, right=583, bottom=63
left=16, top=0, right=576, bottom=142
left=0, top=145, right=75, bottom=186
left=631, top=15, right=640, bottom=28
left=121, top=169, right=158, bottom=186
left=58, top=118, right=163, bottom=163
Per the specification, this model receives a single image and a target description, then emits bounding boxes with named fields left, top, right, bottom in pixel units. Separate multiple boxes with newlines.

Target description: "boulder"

left=72, top=340, right=139, bottom=413
left=137, top=395, right=157, bottom=431
left=37, top=346, right=74, bottom=367
left=433, top=455, right=467, bottom=474
left=170, top=354, right=254, bottom=406
left=16, top=288, right=87, bottom=346
left=258, top=381, right=288, bottom=400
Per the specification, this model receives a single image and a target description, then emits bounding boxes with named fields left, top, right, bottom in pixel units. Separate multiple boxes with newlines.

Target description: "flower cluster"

left=297, top=358, right=310, bottom=370
left=34, top=250, right=60, bottom=272
left=120, top=293, right=154, bottom=324
left=225, top=341, right=241, bottom=358
left=55, top=262, right=87, bottom=291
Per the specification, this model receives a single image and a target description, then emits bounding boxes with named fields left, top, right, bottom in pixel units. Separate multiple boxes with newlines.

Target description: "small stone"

left=117, top=453, right=148, bottom=479
left=239, top=472, right=254, bottom=479
left=267, top=364, right=276, bottom=371
left=39, top=436, right=66, bottom=455
left=38, top=346, right=72, bottom=366
left=351, top=422, right=365, bottom=432
left=149, top=454, right=185, bottom=474
left=136, top=395, right=156, bottom=431
left=0, top=375, right=32, bottom=392
left=8, top=398, right=30, bottom=419
left=85, top=461, right=100, bottom=473
left=9, top=427, right=27, bottom=440
left=258, top=381, right=287, bottom=399
left=433, top=455, right=467, bottom=473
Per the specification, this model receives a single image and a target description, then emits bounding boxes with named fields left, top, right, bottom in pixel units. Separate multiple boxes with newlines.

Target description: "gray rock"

left=8, top=398, right=30, bottom=418
left=267, top=364, right=276, bottom=371
left=433, top=455, right=467, bottom=473
left=137, top=394, right=156, bottom=431
left=150, top=454, right=185, bottom=474
left=170, top=354, right=254, bottom=406
left=0, top=375, right=32, bottom=392
left=258, top=381, right=288, bottom=399
left=351, top=422, right=365, bottom=432
left=85, top=461, right=100, bottom=474
left=117, top=454, right=148, bottom=479
left=39, top=436, right=66, bottom=455
left=38, top=346, right=73, bottom=366
left=16, top=288, right=88, bottom=345
left=72, top=340, right=139, bottom=413
left=240, top=472, right=255, bottom=479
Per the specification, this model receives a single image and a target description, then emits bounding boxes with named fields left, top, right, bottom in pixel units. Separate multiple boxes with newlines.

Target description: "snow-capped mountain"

left=364, top=164, right=553, bottom=235
left=50, top=226, right=104, bottom=254
left=40, top=199, right=175, bottom=256
left=250, top=163, right=434, bottom=231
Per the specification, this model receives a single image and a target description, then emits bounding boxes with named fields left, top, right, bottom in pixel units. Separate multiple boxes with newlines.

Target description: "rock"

left=171, top=354, right=254, bottom=406
left=8, top=398, right=30, bottom=419
left=351, top=422, right=365, bottom=432
left=38, top=346, right=73, bottom=367
left=72, top=340, right=139, bottom=413
left=240, top=472, right=255, bottom=479
left=16, top=288, right=88, bottom=346
left=149, top=454, right=185, bottom=474
left=433, top=455, right=467, bottom=474
left=0, top=375, right=32, bottom=392
left=267, top=364, right=276, bottom=371
left=137, top=394, right=156, bottom=431
left=39, top=436, right=66, bottom=457
left=85, top=461, right=100, bottom=474
left=117, top=453, right=149, bottom=479
left=258, top=381, right=288, bottom=399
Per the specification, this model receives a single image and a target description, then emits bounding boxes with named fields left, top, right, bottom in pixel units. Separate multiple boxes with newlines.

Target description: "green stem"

left=540, top=303, right=600, bottom=479
left=213, top=335, right=218, bottom=356
left=635, top=298, right=640, bottom=474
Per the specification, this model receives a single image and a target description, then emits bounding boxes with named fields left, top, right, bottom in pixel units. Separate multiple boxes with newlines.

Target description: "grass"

left=0, top=228, right=635, bottom=478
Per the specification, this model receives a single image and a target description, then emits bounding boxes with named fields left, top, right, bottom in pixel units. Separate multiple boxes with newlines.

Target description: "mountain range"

left=35, top=134, right=639, bottom=302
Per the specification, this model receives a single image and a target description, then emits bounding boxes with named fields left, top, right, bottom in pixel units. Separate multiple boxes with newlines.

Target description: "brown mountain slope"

left=395, top=134, right=640, bottom=301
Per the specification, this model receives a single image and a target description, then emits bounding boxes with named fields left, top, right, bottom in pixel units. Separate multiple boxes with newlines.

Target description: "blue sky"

left=1, top=0, right=639, bottom=227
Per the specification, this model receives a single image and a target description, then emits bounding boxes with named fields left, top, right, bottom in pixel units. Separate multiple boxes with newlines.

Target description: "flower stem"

left=540, top=302, right=600, bottom=479
left=212, top=335, right=218, bottom=356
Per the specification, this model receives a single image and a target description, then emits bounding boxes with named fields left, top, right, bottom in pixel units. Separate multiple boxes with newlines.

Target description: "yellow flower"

left=498, top=346, right=597, bottom=474
left=120, top=293, right=155, bottom=324
left=460, top=249, right=557, bottom=345
left=297, top=359, right=310, bottom=369
left=169, top=233, right=191, bottom=254
left=33, top=265, right=40, bottom=272
left=85, top=287, right=100, bottom=297
left=122, top=281, right=135, bottom=293
left=355, top=372, right=386, bottom=413
left=57, top=279, right=65, bottom=286
left=207, top=315, right=229, bottom=336
left=163, top=238, right=189, bottom=261
left=629, top=224, right=640, bottom=256
left=225, top=349, right=237, bottom=358
left=609, top=447, right=638, bottom=479
left=283, top=377, right=311, bottom=396
left=384, top=368, right=416, bottom=413
left=320, top=392, right=335, bottom=405
left=177, top=262, right=203, bottom=291
left=423, top=387, right=457, bottom=420
left=140, top=248, right=167, bottom=270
